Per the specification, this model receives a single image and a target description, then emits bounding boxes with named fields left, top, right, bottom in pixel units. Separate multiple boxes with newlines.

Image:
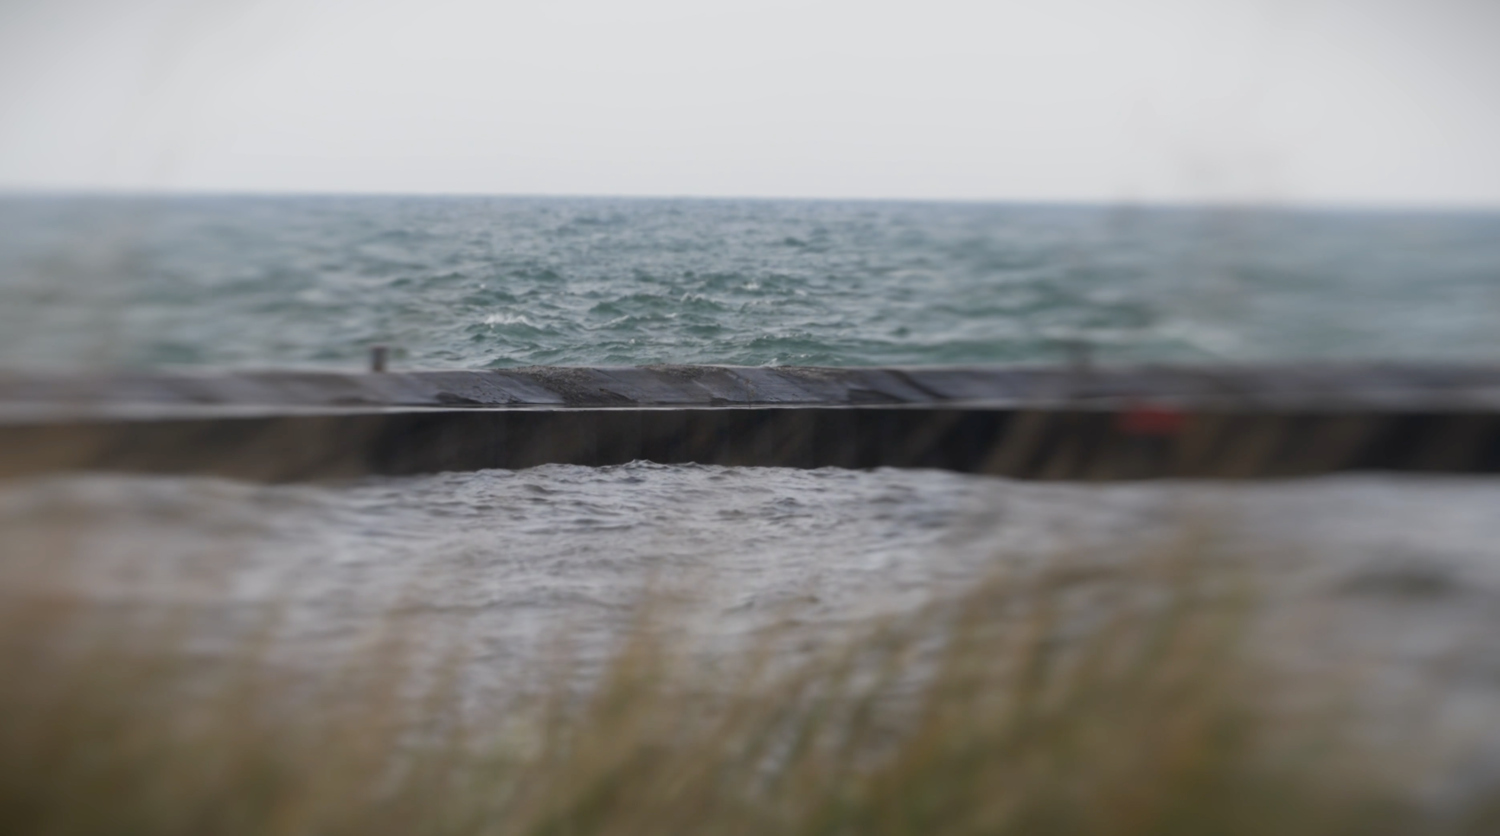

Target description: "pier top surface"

left=3, top=364, right=1500, bottom=422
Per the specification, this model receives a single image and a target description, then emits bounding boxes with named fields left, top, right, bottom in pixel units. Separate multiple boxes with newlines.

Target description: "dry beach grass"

left=0, top=537, right=1496, bottom=836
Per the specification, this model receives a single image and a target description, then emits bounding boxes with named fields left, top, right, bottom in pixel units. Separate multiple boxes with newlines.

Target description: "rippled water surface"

left=8, top=464, right=1500, bottom=789
left=7, top=466, right=1500, bottom=705
left=2, top=195, right=1498, bottom=369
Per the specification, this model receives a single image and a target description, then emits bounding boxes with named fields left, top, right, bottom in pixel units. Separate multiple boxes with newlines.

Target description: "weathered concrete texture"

left=4, top=364, right=1500, bottom=419
left=2, top=406, right=1498, bottom=482
left=1, top=365, right=1499, bottom=481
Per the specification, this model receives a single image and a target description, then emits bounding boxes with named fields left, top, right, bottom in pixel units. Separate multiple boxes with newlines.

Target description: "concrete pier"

left=1, top=364, right=1498, bottom=481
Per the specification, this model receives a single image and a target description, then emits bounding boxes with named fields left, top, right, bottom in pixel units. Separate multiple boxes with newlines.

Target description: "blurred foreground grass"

left=0, top=538, right=1495, bottom=836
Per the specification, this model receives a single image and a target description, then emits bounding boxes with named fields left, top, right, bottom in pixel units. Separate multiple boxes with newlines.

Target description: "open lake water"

left=3, top=195, right=1499, bottom=370
left=3, top=196, right=1500, bottom=785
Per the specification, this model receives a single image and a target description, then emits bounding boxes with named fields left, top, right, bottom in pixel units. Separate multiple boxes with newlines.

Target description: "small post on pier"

left=370, top=345, right=389, bottom=373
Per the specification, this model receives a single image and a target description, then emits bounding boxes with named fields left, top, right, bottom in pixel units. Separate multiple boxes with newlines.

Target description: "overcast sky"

left=0, top=0, right=1496, bottom=205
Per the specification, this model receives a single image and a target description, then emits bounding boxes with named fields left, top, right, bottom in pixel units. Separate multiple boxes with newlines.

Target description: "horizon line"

left=2, top=185, right=1498, bottom=214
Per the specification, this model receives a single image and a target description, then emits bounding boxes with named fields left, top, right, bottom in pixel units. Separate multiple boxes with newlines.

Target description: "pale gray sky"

left=1, top=0, right=1497, bottom=205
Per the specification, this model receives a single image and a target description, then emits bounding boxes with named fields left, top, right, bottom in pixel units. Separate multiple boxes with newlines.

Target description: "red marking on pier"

left=1117, top=403, right=1187, bottom=436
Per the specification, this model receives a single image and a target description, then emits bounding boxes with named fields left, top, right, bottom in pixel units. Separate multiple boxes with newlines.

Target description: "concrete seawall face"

left=2, top=364, right=1500, bottom=481
left=2, top=402, right=1499, bottom=482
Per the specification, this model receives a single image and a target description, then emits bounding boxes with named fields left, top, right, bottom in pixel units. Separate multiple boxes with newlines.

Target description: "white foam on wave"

left=481, top=312, right=535, bottom=327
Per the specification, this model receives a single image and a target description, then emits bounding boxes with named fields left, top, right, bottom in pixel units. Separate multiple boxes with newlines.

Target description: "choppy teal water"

left=1, top=195, right=1498, bottom=370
